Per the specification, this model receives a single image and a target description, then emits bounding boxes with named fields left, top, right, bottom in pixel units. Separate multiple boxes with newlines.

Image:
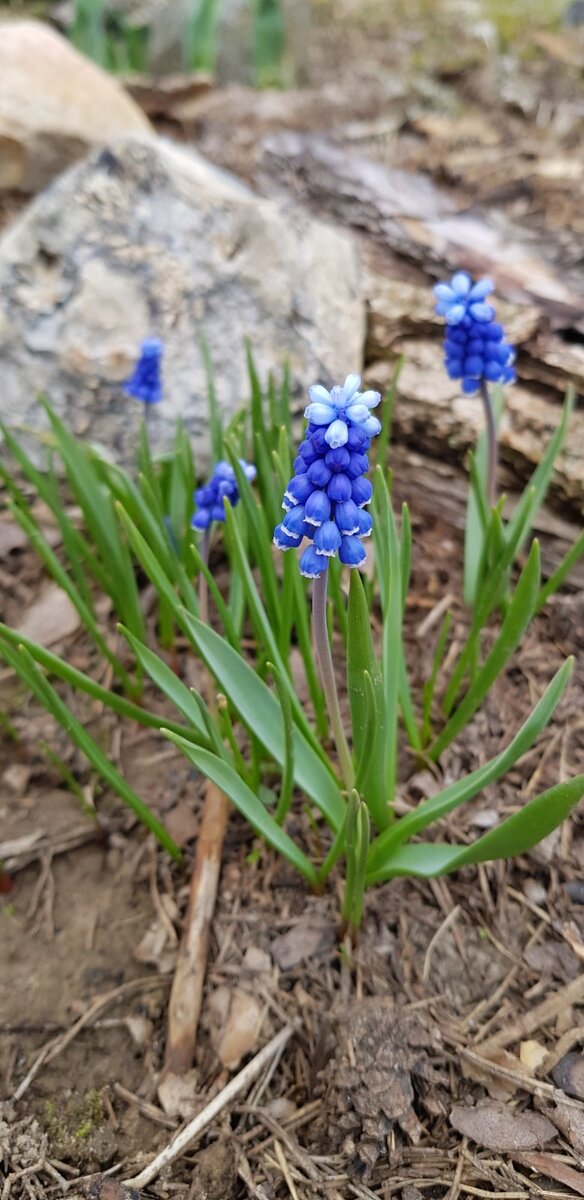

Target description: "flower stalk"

left=312, top=571, right=354, bottom=792
left=479, top=379, right=498, bottom=510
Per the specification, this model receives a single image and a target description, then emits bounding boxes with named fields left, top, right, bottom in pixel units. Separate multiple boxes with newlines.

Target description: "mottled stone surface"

left=0, top=134, right=364, bottom=467
left=0, top=21, right=150, bottom=192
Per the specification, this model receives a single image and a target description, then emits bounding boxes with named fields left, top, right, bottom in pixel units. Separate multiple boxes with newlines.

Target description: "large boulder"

left=0, top=135, right=364, bottom=466
left=0, top=21, right=151, bottom=192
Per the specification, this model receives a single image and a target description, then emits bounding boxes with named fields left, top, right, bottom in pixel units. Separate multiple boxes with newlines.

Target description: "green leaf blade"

left=368, top=656, right=573, bottom=874
left=164, top=734, right=317, bottom=884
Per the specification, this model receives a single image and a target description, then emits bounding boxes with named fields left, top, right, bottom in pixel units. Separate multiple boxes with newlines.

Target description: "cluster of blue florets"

left=434, top=273, right=516, bottom=395
left=192, top=460, right=256, bottom=530
left=273, top=375, right=381, bottom=578
left=124, top=338, right=164, bottom=406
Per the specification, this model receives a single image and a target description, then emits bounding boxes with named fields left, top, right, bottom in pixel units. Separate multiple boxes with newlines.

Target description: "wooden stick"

left=163, top=779, right=229, bottom=1076
left=125, top=1026, right=294, bottom=1189
left=162, top=527, right=230, bottom=1077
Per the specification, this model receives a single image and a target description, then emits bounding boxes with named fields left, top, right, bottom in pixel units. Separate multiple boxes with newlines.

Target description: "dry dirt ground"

left=1, top=1, right=584, bottom=1197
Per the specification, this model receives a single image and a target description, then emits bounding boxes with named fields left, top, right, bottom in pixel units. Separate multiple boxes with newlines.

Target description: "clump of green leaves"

left=67, top=0, right=287, bottom=85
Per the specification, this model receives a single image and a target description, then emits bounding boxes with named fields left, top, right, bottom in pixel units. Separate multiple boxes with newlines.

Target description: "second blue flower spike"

left=124, top=338, right=164, bottom=406
left=192, top=460, right=256, bottom=530
left=433, top=273, right=516, bottom=395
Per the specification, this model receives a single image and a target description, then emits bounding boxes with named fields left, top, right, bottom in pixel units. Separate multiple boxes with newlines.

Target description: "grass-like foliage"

left=1, top=319, right=582, bottom=934
left=68, top=0, right=287, bottom=84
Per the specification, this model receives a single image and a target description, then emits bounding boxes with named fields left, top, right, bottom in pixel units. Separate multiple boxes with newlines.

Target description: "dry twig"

left=124, top=1024, right=295, bottom=1189
left=163, top=780, right=229, bottom=1076
left=163, top=543, right=231, bottom=1078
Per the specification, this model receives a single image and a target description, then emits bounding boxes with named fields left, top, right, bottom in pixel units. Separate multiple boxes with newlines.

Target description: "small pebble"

left=524, top=878, right=548, bottom=906
left=565, top=880, right=584, bottom=905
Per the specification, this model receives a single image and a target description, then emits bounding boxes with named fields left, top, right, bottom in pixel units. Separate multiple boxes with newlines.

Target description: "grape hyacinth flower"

left=124, top=338, right=164, bottom=406
left=192, top=459, right=256, bottom=627
left=273, top=374, right=382, bottom=789
left=433, top=273, right=516, bottom=396
left=192, top=460, right=256, bottom=531
left=273, top=374, right=381, bottom=581
left=434, top=272, right=516, bottom=508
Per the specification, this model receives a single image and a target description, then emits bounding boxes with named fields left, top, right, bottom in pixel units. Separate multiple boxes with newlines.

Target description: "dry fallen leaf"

left=242, top=945, right=272, bottom=975
left=124, top=1015, right=155, bottom=1048
left=164, top=799, right=199, bottom=847
left=271, top=915, right=336, bottom=969
left=134, top=917, right=177, bottom=974
left=1, top=763, right=31, bottom=797
left=157, top=1068, right=199, bottom=1118
left=461, top=1047, right=525, bottom=1100
left=516, top=1152, right=584, bottom=1196
left=520, top=1040, right=548, bottom=1073
left=551, top=1102, right=584, bottom=1156
left=450, top=1102, right=557, bottom=1151
left=216, top=988, right=263, bottom=1071
left=17, top=583, right=80, bottom=647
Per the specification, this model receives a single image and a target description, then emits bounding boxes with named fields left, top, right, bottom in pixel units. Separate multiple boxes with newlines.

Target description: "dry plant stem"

left=163, top=526, right=231, bottom=1077
left=125, top=1025, right=295, bottom=1189
left=312, top=571, right=354, bottom=790
left=479, top=380, right=498, bottom=510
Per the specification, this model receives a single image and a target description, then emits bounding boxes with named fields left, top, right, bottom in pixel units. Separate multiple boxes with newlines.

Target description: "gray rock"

left=0, top=134, right=364, bottom=468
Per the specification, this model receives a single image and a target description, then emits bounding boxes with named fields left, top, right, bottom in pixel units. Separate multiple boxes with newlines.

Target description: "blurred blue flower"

left=433, top=273, right=516, bottom=395
left=124, top=338, right=164, bottom=406
left=274, top=375, right=380, bottom=577
left=192, top=460, right=256, bottom=531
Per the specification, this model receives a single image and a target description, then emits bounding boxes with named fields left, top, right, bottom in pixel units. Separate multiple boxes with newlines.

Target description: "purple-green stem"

left=479, top=380, right=497, bottom=510
left=312, top=570, right=354, bottom=792
left=199, top=527, right=211, bottom=627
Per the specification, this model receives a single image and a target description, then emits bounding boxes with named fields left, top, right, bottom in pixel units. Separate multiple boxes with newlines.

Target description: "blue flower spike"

left=273, top=374, right=381, bottom=577
left=192, top=460, right=256, bottom=531
left=433, top=272, right=516, bottom=395
left=124, top=338, right=164, bottom=406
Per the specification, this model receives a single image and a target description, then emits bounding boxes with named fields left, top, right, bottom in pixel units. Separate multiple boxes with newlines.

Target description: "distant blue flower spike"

left=433, top=272, right=516, bottom=395
left=124, top=338, right=164, bottom=406
left=191, top=458, right=256, bottom=530
left=274, top=374, right=381, bottom=574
